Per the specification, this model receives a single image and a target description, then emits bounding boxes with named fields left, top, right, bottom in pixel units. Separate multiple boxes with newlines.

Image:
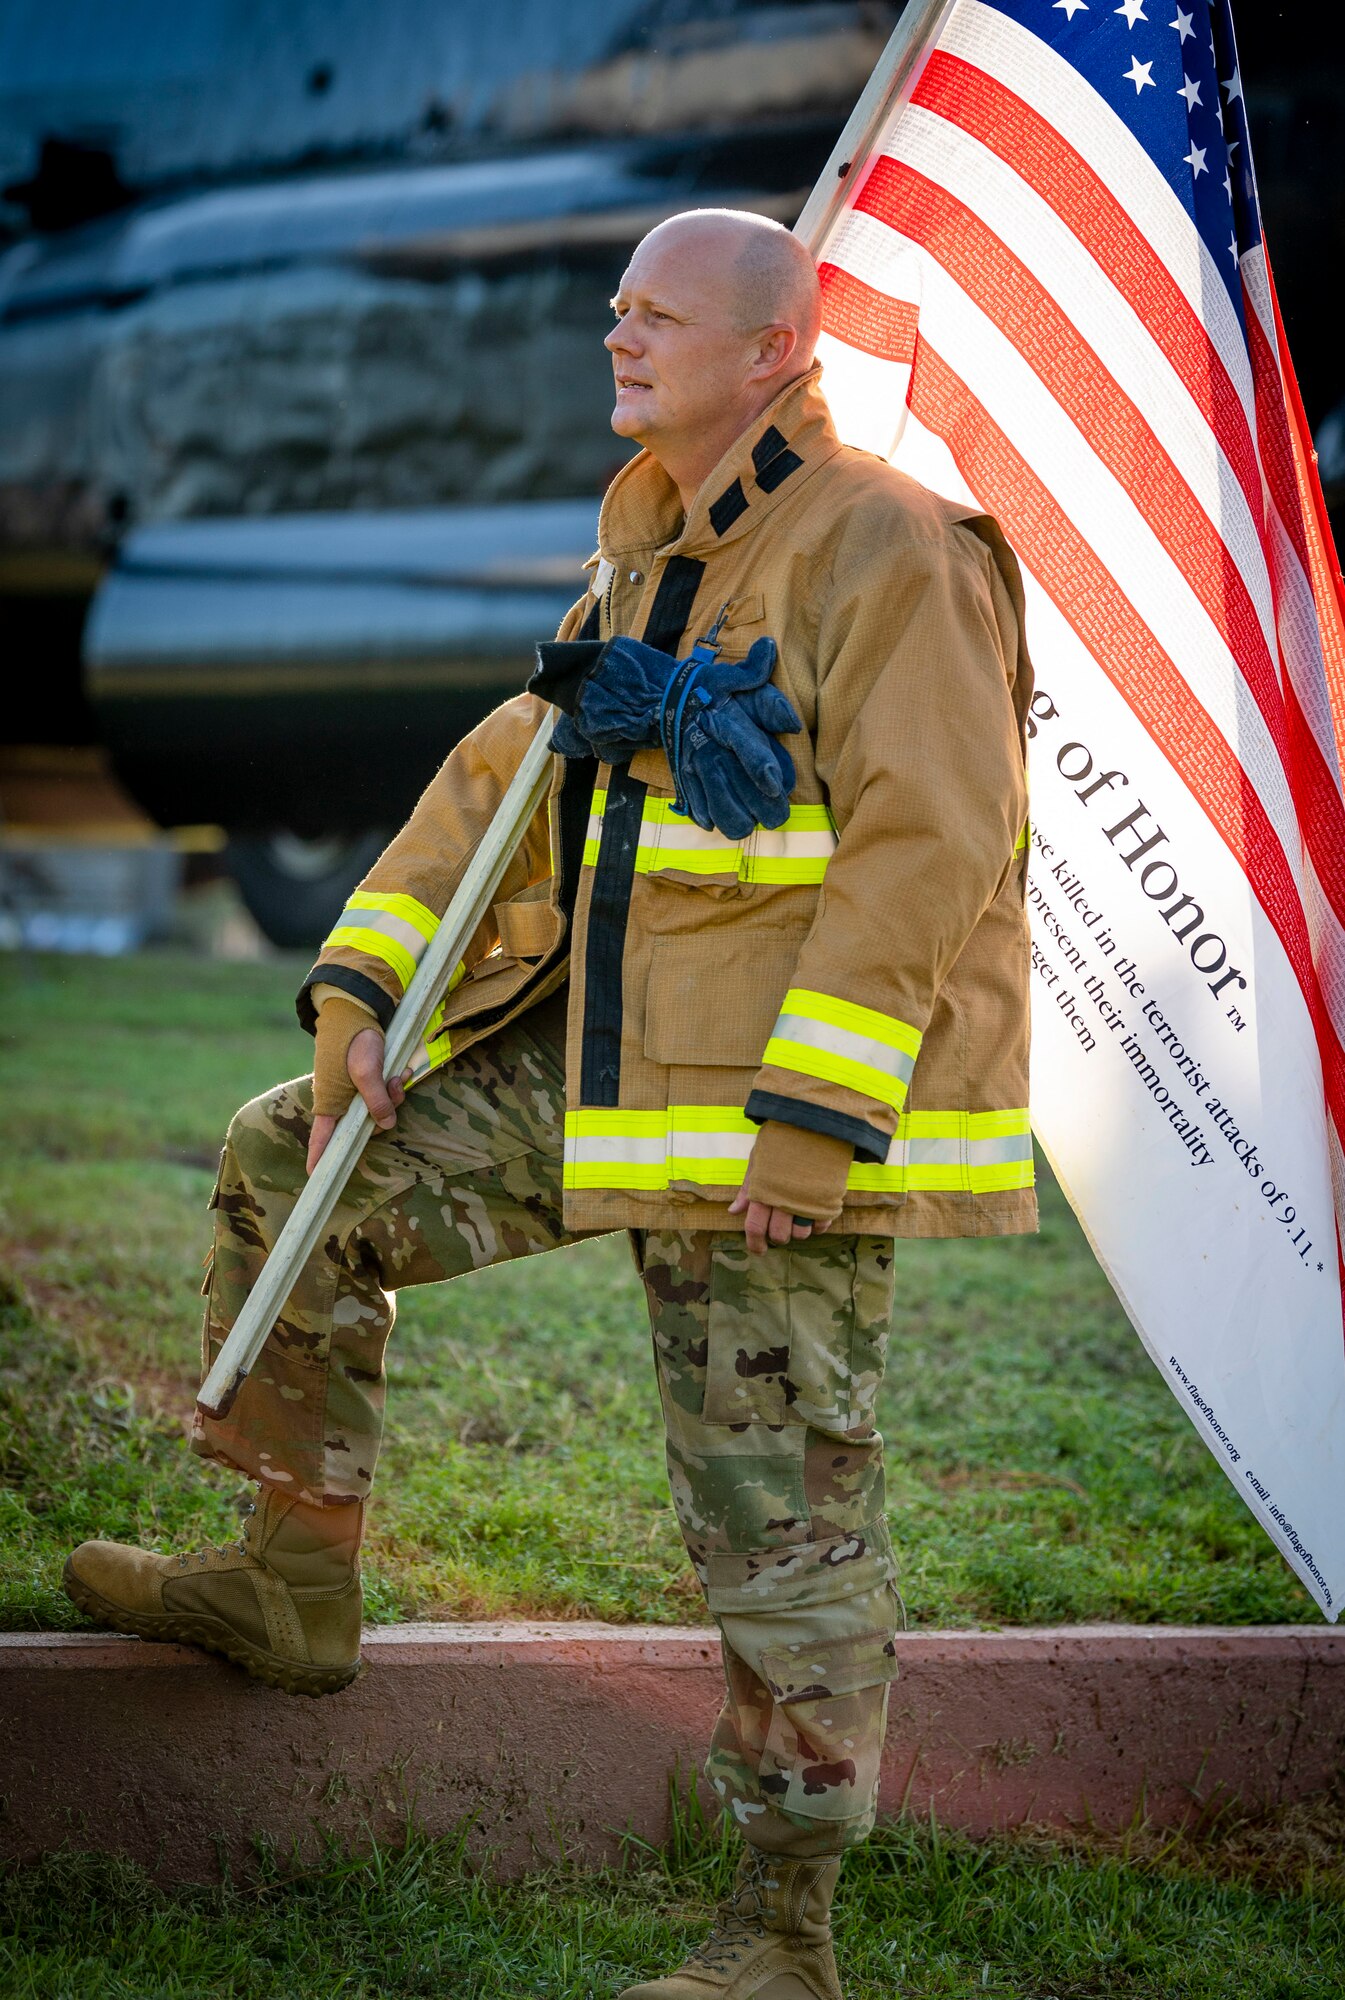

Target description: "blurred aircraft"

left=0, top=0, right=1340, bottom=942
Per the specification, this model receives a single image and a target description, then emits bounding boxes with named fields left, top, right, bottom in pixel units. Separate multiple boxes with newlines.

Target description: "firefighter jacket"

left=299, top=366, right=1036, bottom=1239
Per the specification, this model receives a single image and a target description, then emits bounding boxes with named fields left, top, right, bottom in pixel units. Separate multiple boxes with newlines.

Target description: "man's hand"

left=727, top=1187, right=813, bottom=1256
left=306, top=1027, right=406, bottom=1175
left=729, top=1122, right=856, bottom=1252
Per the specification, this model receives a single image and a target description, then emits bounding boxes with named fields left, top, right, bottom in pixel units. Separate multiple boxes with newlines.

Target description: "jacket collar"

left=597, top=365, right=842, bottom=560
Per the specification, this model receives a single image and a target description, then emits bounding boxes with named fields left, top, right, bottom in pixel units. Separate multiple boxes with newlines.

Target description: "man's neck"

left=655, top=369, right=811, bottom=515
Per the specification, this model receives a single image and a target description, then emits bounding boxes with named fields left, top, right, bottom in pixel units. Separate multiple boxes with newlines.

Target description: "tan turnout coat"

left=301, top=367, right=1036, bottom=1237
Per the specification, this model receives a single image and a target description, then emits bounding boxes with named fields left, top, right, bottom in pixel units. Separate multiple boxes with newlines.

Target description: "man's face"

left=605, top=230, right=758, bottom=454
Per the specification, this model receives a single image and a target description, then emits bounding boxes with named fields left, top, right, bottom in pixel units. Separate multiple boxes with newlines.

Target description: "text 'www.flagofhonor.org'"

left=1166, top=1353, right=1332, bottom=1606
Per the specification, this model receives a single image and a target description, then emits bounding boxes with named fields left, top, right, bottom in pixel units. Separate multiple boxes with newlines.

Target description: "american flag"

left=806, top=0, right=1345, bottom=1612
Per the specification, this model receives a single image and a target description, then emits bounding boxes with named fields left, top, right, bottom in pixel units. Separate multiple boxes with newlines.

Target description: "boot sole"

left=62, top=1560, right=361, bottom=1698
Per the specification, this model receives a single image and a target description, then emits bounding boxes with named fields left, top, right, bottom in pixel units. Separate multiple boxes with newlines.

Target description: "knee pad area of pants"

left=704, top=1517, right=900, bottom=1688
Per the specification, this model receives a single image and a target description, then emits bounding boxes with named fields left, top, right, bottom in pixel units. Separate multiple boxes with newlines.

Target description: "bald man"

left=66, top=210, right=1034, bottom=1999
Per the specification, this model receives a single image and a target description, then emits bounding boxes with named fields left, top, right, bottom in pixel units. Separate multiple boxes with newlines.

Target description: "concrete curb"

left=3, top=1623, right=1342, bottom=1880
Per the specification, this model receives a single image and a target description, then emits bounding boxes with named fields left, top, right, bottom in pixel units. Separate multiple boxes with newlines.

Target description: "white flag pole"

left=196, top=718, right=555, bottom=1419
left=792, top=0, right=959, bottom=255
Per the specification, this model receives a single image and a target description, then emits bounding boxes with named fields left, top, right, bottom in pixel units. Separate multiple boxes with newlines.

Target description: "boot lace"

left=686, top=1852, right=776, bottom=1973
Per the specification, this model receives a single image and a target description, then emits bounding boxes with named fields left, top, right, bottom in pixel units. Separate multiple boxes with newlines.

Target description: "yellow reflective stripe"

left=848, top=1158, right=1034, bottom=1194
left=740, top=854, right=829, bottom=885
left=582, top=784, right=609, bottom=868
left=566, top=1162, right=669, bottom=1190
left=562, top=1104, right=1030, bottom=1195
left=780, top=989, right=922, bottom=1057
left=761, top=1040, right=908, bottom=1111
left=901, top=1109, right=1030, bottom=1140
left=324, top=925, right=416, bottom=990
left=341, top=889, right=439, bottom=942
left=851, top=1107, right=1033, bottom=1192
left=398, top=959, right=471, bottom=1085
left=579, top=796, right=837, bottom=884
left=764, top=989, right=922, bottom=1113
left=564, top=1106, right=755, bottom=1191
left=637, top=842, right=734, bottom=875
left=566, top=1108, right=667, bottom=1136
left=1014, top=818, right=1029, bottom=857
left=637, top=798, right=834, bottom=832
left=323, top=891, right=440, bottom=976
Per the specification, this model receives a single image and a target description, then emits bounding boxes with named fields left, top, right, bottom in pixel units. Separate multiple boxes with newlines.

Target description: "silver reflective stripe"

left=904, top=1131, right=1034, bottom=1167
left=341, top=909, right=432, bottom=961
left=772, top=1012, right=917, bottom=1088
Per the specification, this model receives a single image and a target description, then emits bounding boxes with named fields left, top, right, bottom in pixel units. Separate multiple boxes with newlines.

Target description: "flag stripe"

left=892, top=93, right=1275, bottom=662
left=816, top=269, right=917, bottom=362
left=897, top=331, right=1345, bottom=1130
left=908, top=45, right=1342, bottom=794
left=940, top=3, right=1259, bottom=426
left=912, top=45, right=1276, bottom=560
left=852, top=157, right=1345, bottom=940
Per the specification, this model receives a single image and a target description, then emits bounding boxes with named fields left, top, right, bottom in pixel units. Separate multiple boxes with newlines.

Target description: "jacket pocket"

left=644, top=931, right=806, bottom=1069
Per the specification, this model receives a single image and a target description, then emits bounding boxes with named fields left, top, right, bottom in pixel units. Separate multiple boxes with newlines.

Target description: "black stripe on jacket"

left=578, top=554, right=705, bottom=1107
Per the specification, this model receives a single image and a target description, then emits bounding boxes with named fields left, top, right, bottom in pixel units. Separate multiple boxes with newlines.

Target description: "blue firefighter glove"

left=660, top=636, right=800, bottom=839
left=531, top=629, right=801, bottom=839
left=549, top=710, right=594, bottom=760
left=571, top=635, right=686, bottom=765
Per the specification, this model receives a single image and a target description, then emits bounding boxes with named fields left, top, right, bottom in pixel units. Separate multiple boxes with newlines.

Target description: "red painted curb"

left=2, top=1623, right=1341, bottom=1879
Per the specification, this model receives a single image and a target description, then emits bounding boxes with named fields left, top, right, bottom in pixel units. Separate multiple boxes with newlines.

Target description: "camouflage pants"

left=193, top=995, right=900, bottom=1854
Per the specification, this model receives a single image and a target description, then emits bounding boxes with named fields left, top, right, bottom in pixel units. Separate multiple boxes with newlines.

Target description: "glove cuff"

left=312, top=996, right=379, bottom=1118
left=745, top=1120, right=853, bottom=1227
left=529, top=639, right=606, bottom=714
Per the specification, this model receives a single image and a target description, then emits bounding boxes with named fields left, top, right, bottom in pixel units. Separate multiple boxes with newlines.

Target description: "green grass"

left=2, top=1791, right=1342, bottom=1999
left=0, top=949, right=1316, bottom=1631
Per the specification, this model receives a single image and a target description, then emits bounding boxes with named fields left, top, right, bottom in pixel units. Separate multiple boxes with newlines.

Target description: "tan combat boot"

left=62, top=1487, right=363, bottom=1697
left=621, top=1848, right=845, bottom=2000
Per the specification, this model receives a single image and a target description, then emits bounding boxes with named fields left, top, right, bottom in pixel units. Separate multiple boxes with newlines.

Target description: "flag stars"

left=1177, top=72, right=1202, bottom=110
left=1123, top=54, right=1156, bottom=92
left=1184, top=142, right=1208, bottom=177
left=1115, top=0, right=1147, bottom=24
left=1053, top=0, right=1089, bottom=16
left=1223, top=64, right=1243, bottom=102
left=1169, top=5, right=1194, bottom=36
left=1223, top=168, right=1232, bottom=198
left=1228, top=233, right=1239, bottom=265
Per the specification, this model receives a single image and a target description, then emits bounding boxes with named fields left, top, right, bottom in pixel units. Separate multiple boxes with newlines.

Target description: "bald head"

left=640, top=209, right=823, bottom=355
left=606, top=208, right=824, bottom=508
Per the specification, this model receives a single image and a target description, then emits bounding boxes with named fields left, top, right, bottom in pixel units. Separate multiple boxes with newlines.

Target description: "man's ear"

left=750, top=323, right=799, bottom=381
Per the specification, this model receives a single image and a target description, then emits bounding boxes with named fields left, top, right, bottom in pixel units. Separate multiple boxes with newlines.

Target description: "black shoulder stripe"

left=752, top=423, right=804, bottom=494
left=751, top=426, right=790, bottom=472
left=709, top=478, right=749, bottom=537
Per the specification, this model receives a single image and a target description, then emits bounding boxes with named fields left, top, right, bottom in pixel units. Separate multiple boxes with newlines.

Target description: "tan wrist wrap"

left=745, top=1120, right=854, bottom=1226
left=312, top=996, right=381, bottom=1118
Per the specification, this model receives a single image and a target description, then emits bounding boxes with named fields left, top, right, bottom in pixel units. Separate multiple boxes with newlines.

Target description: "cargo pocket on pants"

left=757, top=1613, right=901, bottom=1826
left=702, top=1236, right=792, bottom=1426
left=785, top=1237, right=895, bottom=1434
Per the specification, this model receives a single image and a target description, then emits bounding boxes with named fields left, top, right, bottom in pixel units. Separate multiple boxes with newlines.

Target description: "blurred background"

left=1, top=0, right=1342, bottom=957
